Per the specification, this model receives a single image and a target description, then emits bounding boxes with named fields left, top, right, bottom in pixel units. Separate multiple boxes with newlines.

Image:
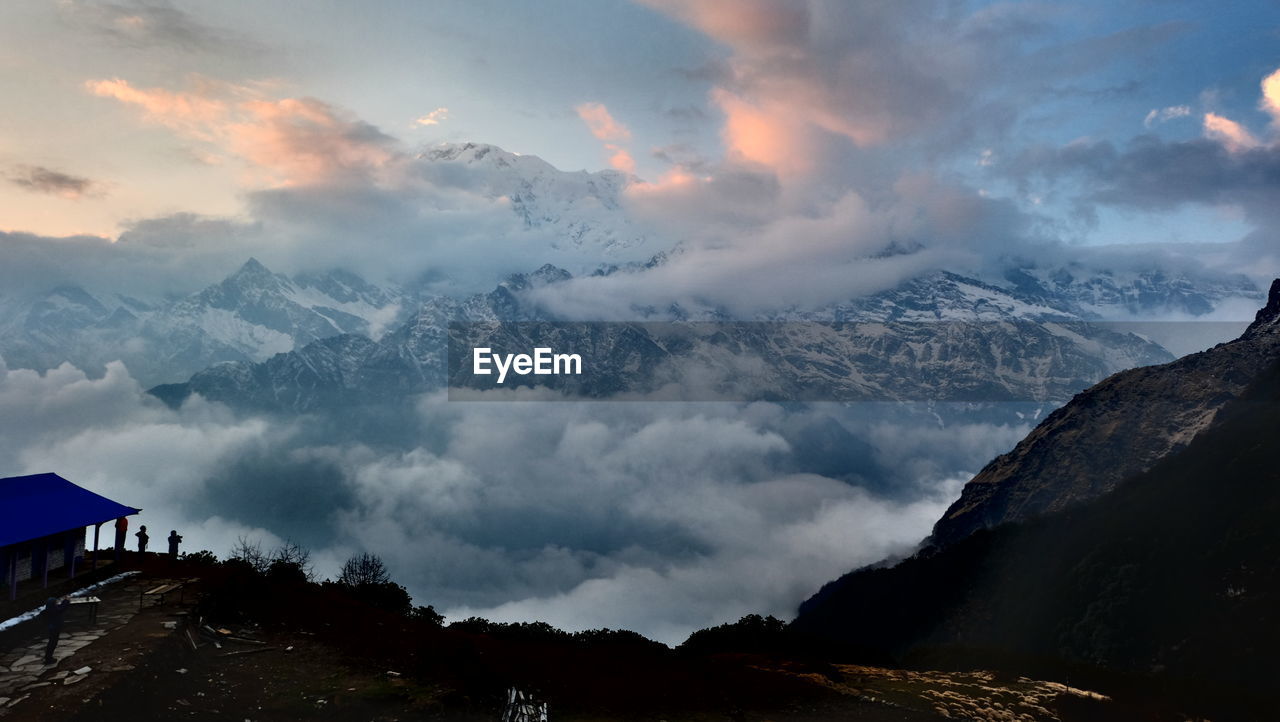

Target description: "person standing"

left=135, top=525, right=149, bottom=555
left=167, top=530, right=183, bottom=560
left=43, top=596, right=70, bottom=664
left=113, top=516, right=128, bottom=560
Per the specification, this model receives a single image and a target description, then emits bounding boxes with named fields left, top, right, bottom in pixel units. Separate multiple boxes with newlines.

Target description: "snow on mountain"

left=809, top=272, right=1077, bottom=323
left=418, top=142, right=650, bottom=255
left=0, top=259, right=408, bottom=386
left=148, top=258, right=404, bottom=356
left=153, top=264, right=1175, bottom=412
left=998, top=262, right=1262, bottom=319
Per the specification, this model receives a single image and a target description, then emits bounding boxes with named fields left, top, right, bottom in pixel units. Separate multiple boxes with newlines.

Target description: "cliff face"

left=926, top=279, right=1280, bottom=549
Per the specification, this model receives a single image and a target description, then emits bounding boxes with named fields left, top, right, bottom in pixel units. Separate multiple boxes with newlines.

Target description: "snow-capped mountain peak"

left=416, top=142, right=647, bottom=255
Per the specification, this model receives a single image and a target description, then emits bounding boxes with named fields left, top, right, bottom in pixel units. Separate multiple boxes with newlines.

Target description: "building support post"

left=67, top=533, right=76, bottom=579
left=93, top=523, right=102, bottom=570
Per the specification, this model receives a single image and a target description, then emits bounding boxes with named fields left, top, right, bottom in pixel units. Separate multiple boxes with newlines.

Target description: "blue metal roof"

left=0, top=473, right=140, bottom=548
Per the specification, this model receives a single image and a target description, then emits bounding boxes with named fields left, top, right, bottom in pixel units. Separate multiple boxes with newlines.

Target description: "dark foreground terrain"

left=0, top=554, right=1163, bottom=721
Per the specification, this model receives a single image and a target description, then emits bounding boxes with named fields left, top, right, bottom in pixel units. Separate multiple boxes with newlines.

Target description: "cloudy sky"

left=3, top=0, right=1280, bottom=644
left=1, top=1, right=1278, bottom=274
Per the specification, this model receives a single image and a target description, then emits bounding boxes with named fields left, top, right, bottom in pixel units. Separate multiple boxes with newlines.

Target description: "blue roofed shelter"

left=1, top=473, right=140, bottom=600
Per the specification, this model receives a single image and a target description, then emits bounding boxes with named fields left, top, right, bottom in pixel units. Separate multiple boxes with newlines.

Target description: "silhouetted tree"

left=411, top=604, right=445, bottom=627
left=270, top=539, right=314, bottom=581
left=680, top=614, right=792, bottom=655
left=338, top=552, right=391, bottom=586
left=180, top=550, right=219, bottom=566
left=229, top=537, right=313, bottom=580
left=229, top=536, right=269, bottom=574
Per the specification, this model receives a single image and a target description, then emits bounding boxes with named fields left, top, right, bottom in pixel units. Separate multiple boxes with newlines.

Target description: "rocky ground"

left=761, top=663, right=1118, bottom=722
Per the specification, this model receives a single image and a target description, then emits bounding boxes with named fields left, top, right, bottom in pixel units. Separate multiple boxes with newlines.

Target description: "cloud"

left=0, top=141, right=646, bottom=301
left=572, top=1, right=1192, bottom=314
left=1261, top=67, right=1280, bottom=126
left=1194, top=65, right=1280, bottom=154
left=7, top=165, right=101, bottom=199
left=448, top=475, right=962, bottom=644
left=575, top=102, right=632, bottom=142
left=548, top=167, right=1031, bottom=317
left=606, top=146, right=636, bottom=173
left=0, top=354, right=1019, bottom=644
left=637, top=0, right=995, bottom=164
left=635, top=0, right=1191, bottom=199
left=1002, top=66, right=1280, bottom=236
left=87, top=77, right=229, bottom=139
left=329, top=397, right=993, bottom=643
left=994, top=140, right=1280, bottom=283
left=576, top=102, right=638, bottom=174
left=414, top=107, right=449, bottom=126
left=985, top=65, right=1280, bottom=289
left=642, top=0, right=810, bottom=49
left=0, top=222, right=255, bottom=300
left=1144, top=105, right=1191, bottom=128
left=0, top=358, right=283, bottom=557
left=1203, top=112, right=1260, bottom=153
left=86, top=76, right=400, bottom=185
left=710, top=88, right=815, bottom=177
left=57, top=0, right=261, bottom=54
left=229, top=98, right=399, bottom=185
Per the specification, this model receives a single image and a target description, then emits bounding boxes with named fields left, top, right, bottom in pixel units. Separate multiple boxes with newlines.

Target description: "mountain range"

left=0, top=142, right=1264, bottom=404
left=150, top=263, right=1201, bottom=412
left=0, top=258, right=407, bottom=387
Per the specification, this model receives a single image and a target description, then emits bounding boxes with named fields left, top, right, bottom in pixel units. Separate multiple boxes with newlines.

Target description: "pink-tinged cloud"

left=607, top=146, right=637, bottom=174
left=1260, top=67, right=1280, bottom=126
left=86, top=77, right=228, bottom=140
left=1203, top=112, right=1259, bottom=153
left=638, top=0, right=960, bottom=180
left=575, top=102, right=632, bottom=142
left=712, top=89, right=816, bottom=176
left=637, top=0, right=808, bottom=49
left=576, top=101, right=637, bottom=173
left=87, top=77, right=399, bottom=186
left=229, top=98, right=397, bottom=185
left=415, top=107, right=449, bottom=126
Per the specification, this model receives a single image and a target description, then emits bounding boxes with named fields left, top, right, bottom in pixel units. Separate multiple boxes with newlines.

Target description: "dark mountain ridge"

left=926, top=278, right=1280, bottom=548
left=794, top=283, right=1280, bottom=716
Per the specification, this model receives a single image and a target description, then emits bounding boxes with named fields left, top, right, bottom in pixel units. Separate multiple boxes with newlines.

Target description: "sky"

left=3, top=0, right=1280, bottom=644
left=0, top=0, right=1277, bottom=259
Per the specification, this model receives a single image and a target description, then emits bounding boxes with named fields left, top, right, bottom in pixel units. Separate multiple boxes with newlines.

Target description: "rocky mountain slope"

left=793, top=313, right=1280, bottom=714
left=926, top=278, right=1280, bottom=548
